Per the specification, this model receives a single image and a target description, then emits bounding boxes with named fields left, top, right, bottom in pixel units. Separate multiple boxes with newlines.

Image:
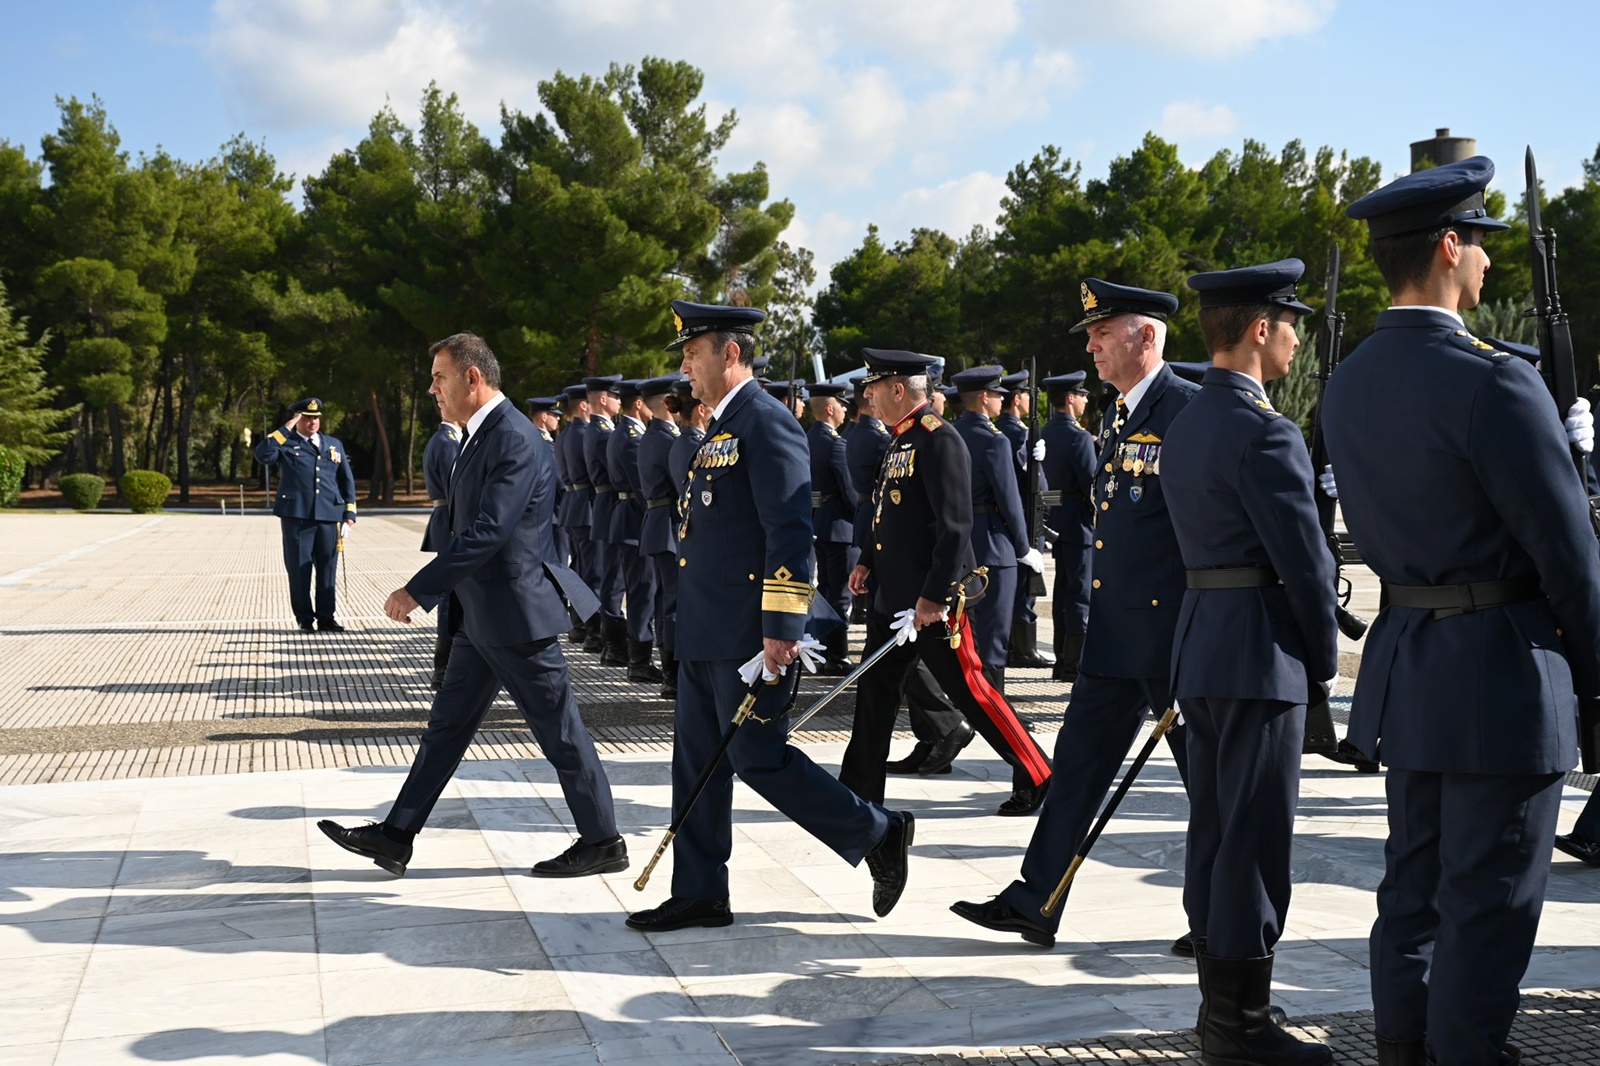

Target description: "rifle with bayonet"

left=1526, top=146, right=1600, bottom=773
left=1304, top=243, right=1369, bottom=757
left=1023, top=354, right=1047, bottom=596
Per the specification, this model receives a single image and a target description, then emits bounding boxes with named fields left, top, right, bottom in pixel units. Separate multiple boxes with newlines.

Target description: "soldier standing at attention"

left=1163, top=260, right=1336, bottom=1066
left=637, top=375, right=684, bottom=698
left=1040, top=371, right=1096, bottom=681
left=421, top=415, right=463, bottom=687
left=527, top=396, right=567, bottom=565
left=627, top=301, right=912, bottom=933
left=607, top=380, right=662, bottom=684
left=952, top=280, right=1195, bottom=948
left=807, top=381, right=859, bottom=675
left=999, top=370, right=1052, bottom=670
left=1326, top=157, right=1600, bottom=1066
left=584, top=375, right=627, bottom=663
left=558, top=384, right=596, bottom=646
left=254, top=397, right=358, bottom=632
left=667, top=378, right=708, bottom=487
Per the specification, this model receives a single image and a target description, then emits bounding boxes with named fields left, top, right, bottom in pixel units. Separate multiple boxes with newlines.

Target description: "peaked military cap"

left=639, top=374, right=679, bottom=397
left=289, top=397, right=324, bottom=417
left=1346, top=156, right=1510, bottom=239
left=861, top=348, right=939, bottom=385
left=561, top=384, right=589, bottom=403
left=1001, top=370, right=1030, bottom=391
left=665, top=299, right=767, bottom=352
left=669, top=377, right=701, bottom=405
left=851, top=376, right=868, bottom=401
left=1188, top=258, right=1314, bottom=315
left=583, top=374, right=623, bottom=395
left=525, top=396, right=561, bottom=414
left=1481, top=337, right=1541, bottom=365
left=763, top=379, right=809, bottom=402
left=1168, top=360, right=1212, bottom=384
left=1070, top=279, right=1181, bottom=333
left=1042, top=370, right=1089, bottom=395
left=618, top=379, right=645, bottom=401
left=809, top=381, right=849, bottom=399
left=752, top=354, right=772, bottom=377
left=950, top=365, right=1008, bottom=393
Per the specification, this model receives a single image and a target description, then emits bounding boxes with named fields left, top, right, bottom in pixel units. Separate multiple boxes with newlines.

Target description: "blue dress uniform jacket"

left=953, top=412, right=1030, bottom=568
left=421, top=422, right=461, bottom=553
left=558, top=419, right=592, bottom=529
left=256, top=427, right=358, bottom=524
left=1324, top=309, right=1600, bottom=774
left=1042, top=411, right=1096, bottom=637
left=638, top=418, right=682, bottom=557
left=808, top=422, right=858, bottom=543
left=606, top=415, right=646, bottom=546
left=586, top=415, right=618, bottom=542
left=1164, top=368, right=1338, bottom=701
left=668, top=425, right=705, bottom=489
left=846, top=416, right=892, bottom=549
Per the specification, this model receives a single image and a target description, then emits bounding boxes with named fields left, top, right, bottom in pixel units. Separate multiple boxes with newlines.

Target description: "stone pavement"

left=3, top=512, right=1599, bottom=1065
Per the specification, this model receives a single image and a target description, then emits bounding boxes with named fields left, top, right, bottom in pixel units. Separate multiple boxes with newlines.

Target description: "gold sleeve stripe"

left=765, top=578, right=813, bottom=594
left=345, top=502, right=358, bottom=512
left=762, top=588, right=813, bottom=614
left=269, top=431, right=286, bottom=444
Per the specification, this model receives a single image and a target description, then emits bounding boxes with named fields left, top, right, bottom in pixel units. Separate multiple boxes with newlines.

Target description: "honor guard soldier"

left=807, top=381, right=859, bottom=674
left=667, top=378, right=708, bottom=487
left=527, top=396, right=567, bottom=564
left=999, top=370, right=1053, bottom=670
left=950, top=367, right=1047, bottom=703
left=1326, top=158, right=1600, bottom=1066
left=841, top=350, right=1052, bottom=811
left=953, top=279, right=1196, bottom=948
left=558, top=384, right=597, bottom=645
left=254, top=397, right=358, bottom=631
left=637, top=375, right=684, bottom=695
left=1040, top=371, right=1096, bottom=681
left=627, top=301, right=912, bottom=933
left=421, top=415, right=463, bottom=686
left=1163, top=261, right=1336, bottom=1066
left=607, top=379, right=662, bottom=683
left=764, top=378, right=808, bottom=420
left=584, top=375, right=627, bottom=663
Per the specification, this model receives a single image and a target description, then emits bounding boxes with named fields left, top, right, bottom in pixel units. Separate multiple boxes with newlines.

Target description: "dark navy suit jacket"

left=421, top=422, right=461, bottom=552
left=638, top=417, right=681, bottom=557
left=954, top=411, right=1029, bottom=569
left=606, top=414, right=645, bottom=546
left=557, top=419, right=591, bottom=529
left=406, top=397, right=596, bottom=646
left=1324, top=308, right=1600, bottom=774
left=585, top=415, right=616, bottom=540
left=675, top=380, right=816, bottom=660
left=1081, top=364, right=1200, bottom=679
left=808, top=422, right=858, bottom=544
left=1163, top=368, right=1337, bottom=703
left=668, top=424, right=705, bottom=489
left=845, top=416, right=891, bottom=550
left=254, top=429, right=358, bottom=524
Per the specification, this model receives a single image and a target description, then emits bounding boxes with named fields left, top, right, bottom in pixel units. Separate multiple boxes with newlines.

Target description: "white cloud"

left=1032, top=0, right=1335, bottom=57
left=1159, top=99, right=1239, bottom=140
left=882, top=171, right=1009, bottom=240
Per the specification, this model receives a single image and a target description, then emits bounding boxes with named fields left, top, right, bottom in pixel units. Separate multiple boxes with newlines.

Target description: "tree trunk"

left=177, top=349, right=197, bottom=504
left=109, top=404, right=125, bottom=480
left=404, top=352, right=419, bottom=496
left=142, top=387, right=159, bottom=470
left=584, top=309, right=601, bottom=376
left=368, top=384, right=395, bottom=504
left=155, top=353, right=175, bottom=474
left=78, top=409, right=96, bottom=475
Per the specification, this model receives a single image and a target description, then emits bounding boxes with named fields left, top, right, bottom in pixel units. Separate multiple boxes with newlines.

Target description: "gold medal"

left=1133, top=458, right=1144, bottom=476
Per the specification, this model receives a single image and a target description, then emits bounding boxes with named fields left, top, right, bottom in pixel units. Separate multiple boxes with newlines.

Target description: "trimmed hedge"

left=59, top=473, right=105, bottom=510
left=0, top=445, right=22, bottom=508
left=119, top=470, right=171, bottom=513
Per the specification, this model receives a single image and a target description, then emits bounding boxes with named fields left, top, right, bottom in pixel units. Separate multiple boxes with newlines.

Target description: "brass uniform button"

left=1151, top=599, right=1159, bottom=606
left=876, top=543, right=883, bottom=550
left=679, top=558, right=687, bottom=567
left=748, top=574, right=755, bottom=581
left=1100, top=501, right=1109, bottom=511
left=1092, top=579, right=1102, bottom=589
left=1104, top=463, right=1113, bottom=472
left=1095, top=539, right=1103, bottom=549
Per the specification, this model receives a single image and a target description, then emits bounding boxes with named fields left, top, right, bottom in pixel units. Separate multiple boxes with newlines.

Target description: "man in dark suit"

left=807, top=381, right=859, bottom=674
left=1164, top=260, right=1336, bottom=1066
left=253, top=397, right=358, bottom=632
left=1040, top=372, right=1096, bottom=681
left=557, top=385, right=596, bottom=646
left=318, top=333, right=623, bottom=880
left=952, top=279, right=1195, bottom=948
left=1327, top=158, right=1600, bottom=1066
left=421, top=416, right=463, bottom=688
left=626, top=301, right=912, bottom=933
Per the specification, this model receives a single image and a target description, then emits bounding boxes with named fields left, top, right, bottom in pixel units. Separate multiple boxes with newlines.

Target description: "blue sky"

left=3, top=1, right=1597, bottom=282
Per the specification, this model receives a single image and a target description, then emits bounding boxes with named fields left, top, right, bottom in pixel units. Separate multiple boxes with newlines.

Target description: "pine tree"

left=0, top=279, right=77, bottom=464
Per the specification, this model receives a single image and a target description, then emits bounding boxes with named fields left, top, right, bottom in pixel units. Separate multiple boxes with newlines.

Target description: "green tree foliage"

left=814, top=226, right=963, bottom=369
left=0, top=279, right=77, bottom=464
left=1546, top=146, right=1600, bottom=392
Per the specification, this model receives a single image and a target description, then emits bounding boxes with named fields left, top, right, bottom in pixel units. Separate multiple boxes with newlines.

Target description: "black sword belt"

left=646, top=497, right=676, bottom=509
left=616, top=491, right=635, bottom=500
left=1383, top=578, right=1543, bottom=620
left=973, top=504, right=995, bottom=513
left=1186, top=566, right=1280, bottom=589
left=569, top=481, right=592, bottom=491
left=594, top=485, right=614, bottom=493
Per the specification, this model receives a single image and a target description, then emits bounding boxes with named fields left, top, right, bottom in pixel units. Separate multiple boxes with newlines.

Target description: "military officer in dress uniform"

left=559, top=384, right=597, bottom=645
left=1041, top=371, right=1096, bottom=681
left=607, top=380, right=662, bottom=684
left=1325, top=157, right=1600, bottom=1066
left=627, top=301, right=912, bottom=933
left=998, top=370, right=1052, bottom=670
left=637, top=375, right=683, bottom=696
left=254, top=397, right=358, bottom=631
left=421, top=416, right=463, bottom=686
left=667, top=378, right=708, bottom=488
left=841, top=350, right=1053, bottom=812
left=584, top=375, right=627, bottom=662
left=952, top=279, right=1195, bottom=948
left=527, top=396, right=567, bottom=565
left=807, top=381, right=859, bottom=674
left=1163, top=260, right=1336, bottom=1066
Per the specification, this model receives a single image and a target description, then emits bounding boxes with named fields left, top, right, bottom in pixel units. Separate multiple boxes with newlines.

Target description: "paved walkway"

left=3, top=513, right=1597, bottom=1065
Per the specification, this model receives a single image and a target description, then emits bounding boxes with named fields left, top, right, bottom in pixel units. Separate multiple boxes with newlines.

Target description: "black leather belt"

left=594, top=485, right=614, bottom=494
left=1186, top=566, right=1280, bottom=590
left=1383, top=578, right=1542, bottom=620
left=1039, top=490, right=1062, bottom=507
left=616, top=491, right=635, bottom=500
left=974, top=504, right=995, bottom=514
left=569, top=482, right=592, bottom=491
left=810, top=492, right=837, bottom=508
left=646, top=497, right=676, bottom=509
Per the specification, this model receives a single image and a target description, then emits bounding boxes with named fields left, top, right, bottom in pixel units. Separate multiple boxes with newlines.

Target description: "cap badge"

left=673, top=311, right=684, bottom=332
left=1080, top=282, right=1098, bottom=311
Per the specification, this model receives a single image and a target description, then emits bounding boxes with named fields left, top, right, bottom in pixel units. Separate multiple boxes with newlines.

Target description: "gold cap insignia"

left=1080, top=282, right=1098, bottom=311
left=673, top=311, right=684, bottom=332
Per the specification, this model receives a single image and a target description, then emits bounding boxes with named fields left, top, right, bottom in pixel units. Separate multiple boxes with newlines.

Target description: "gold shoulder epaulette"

left=920, top=414, right=942, bottom=431
left=269, top=430, right=286, bottom=445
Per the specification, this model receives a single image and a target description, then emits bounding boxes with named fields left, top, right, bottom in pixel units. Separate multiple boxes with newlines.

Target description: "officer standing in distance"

left=558, top=384, right=596, bottom=645
left=607, top=380, right=662, bottom=683
left=421, top=414, right=463, bottom=687
left=808, top=381, right=859, bottom=674
left=638, top=375, right=684, bottom=697
left=952, top=279, right=1195, bottom=948
left=999, top=370, right=1053, bottom=670
left=1325, top=157, right=1600, bottom=1066
left=254, top=397, right=358, bottom=632
left=584, top=375, right=627, bottom=662
left=527, top=396, right=567, bottom=565
left=1163, top=260, right=1336, bottom=1066
left=627, top=301, right=912, bottom=933
left=1040, top=371, right=1096, bottom=681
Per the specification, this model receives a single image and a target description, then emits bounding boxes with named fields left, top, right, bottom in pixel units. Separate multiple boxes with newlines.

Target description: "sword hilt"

left=949, top=567, right=989, bottom=649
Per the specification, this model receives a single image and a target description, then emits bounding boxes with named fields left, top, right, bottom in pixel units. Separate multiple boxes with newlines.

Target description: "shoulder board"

left=822, top=424, right=837, bottom=437
left=920, top=413, right=943, bottom=432
left=628, top=424, right=641, bottom=437
left=667, top=423, right=680, bottom=436
left=268, top=430, right=286, bottom=445
left=1251, top=398, right=1279, bottom=417
left=446, top=426, right=461, bottom=440
left=874, top=423, right=890, bottom=436
left=1126, top=431, right=1162, bottom=443
left=1451, top=329, right=1509, bottom=360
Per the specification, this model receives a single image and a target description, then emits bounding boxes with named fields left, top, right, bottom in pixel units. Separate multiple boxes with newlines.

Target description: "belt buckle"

left=1457, top=583, right=1477, bottom=616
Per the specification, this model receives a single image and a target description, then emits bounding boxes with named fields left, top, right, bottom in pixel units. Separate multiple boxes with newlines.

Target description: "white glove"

left=795, top=634, right=827, bottom=674
left=1566, top=398, right=1594, bottom=454
left=890, top=608, right=921, bottom=645
left=1032, top=438, right=1047, bottom=461
left=737, top=650, right=779, bottom=685
left=1318, top=464, right=1338, bottom=499
left=340, top=522, right=353, bottom=540
left=1018, top=547, right=1045, bottom=573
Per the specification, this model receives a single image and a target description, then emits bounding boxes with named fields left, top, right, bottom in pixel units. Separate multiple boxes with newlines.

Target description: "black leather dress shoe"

left=884, top=741, right=933, bottom=775
left=317, top=820, right=411, bottom=876
left=532, top=835, right=629, bottom=878
left=317, top=619, right=346, bottom=633
left=997, top=779, right=1048, bottom=816
left=949, top=897, right=1055, bottom=947
left=917, top=721, right=975, bottom=776
left=816, top=658, right=853, bottom=677
left=626, top=896, right=733, bottom=932
left=1171, top=931, right=1200, bottom=957
left=298, top=620, right=316, bottom=632
left=1325, top=738, right=1380, bottom=773
left=865, top=810, right=914, bottom=917
left=1554, top=833, right=1600, bottom=866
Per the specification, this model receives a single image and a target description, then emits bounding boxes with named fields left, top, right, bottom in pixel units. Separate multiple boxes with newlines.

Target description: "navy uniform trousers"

left=814, top=537, right=854, bottom=662
left=672, top=658, right=888, bottom=900
left=387, top=628, right=617, bottom=843
left=969, top=564, right=1017, bottom=671
left=280, top=518, right=341, bottom=625
left=650, top=550, right=678, bottom=655
left=998, top=672, right=1189, bottom=932
left=619, top=539, right=655, bottom=643
left=590, top=518, right=625, bottom=624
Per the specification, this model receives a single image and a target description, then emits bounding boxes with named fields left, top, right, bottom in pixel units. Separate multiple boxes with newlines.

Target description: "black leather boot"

left=601, top=619, right=629, bottom=666
left=583, top=624, right=605, bottom=654
left=1053, top=632, right=1084, bottom=682
left=430, top=634, right=452, bottom=690
left=1376, top=1038, right=1426, bottom=1066
left=567, top=618, right=589, bottom=645
left=659, top=651, right=679, bottom=699
left=990, top=665, right=1007, bottom=698
left=628, top=639, right=664, bottom=683
left=1007, top=622, right=1054, bottom=668
left=1196, top=953, right=1332, bottom=1065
